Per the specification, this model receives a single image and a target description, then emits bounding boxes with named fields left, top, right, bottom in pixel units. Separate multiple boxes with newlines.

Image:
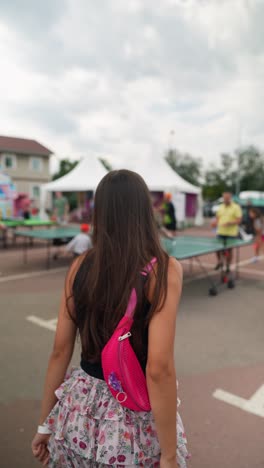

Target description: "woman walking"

left=31, top=170, right=189, bottom=467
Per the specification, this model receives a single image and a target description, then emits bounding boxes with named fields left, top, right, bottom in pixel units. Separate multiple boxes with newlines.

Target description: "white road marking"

left=184, top=270, right=218, bottom=284
left=240, top=268, right=264, bottom=277
left=27, top=315, right=58, bottom=331
left=1, top=246, right=262, bottom=286
left=182, top=260, right=215, bottom=268
left=0, top=267, right=67, bottom=283
left=183, top=254, right=264, bottom=284
left=237, top=255, right=264, bottom=267
left=182, top=254, right=264, bottom=270
left=213, top=385, right=264, bottom=418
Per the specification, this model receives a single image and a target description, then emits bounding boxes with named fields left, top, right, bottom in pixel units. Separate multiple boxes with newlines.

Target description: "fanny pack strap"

left=125, top=257, right=157, bottom=319
left=141, top=257, right=157, bottom=276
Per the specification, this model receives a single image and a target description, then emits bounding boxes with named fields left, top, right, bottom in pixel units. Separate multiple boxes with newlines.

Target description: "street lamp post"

left=168, top=130, right=175, bottom=153
left=235, top=122, right=242, bottom=197
left=236, top=151, right=241, bottom=197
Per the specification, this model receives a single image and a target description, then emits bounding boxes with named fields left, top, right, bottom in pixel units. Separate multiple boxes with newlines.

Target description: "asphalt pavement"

left=0, top=244, right=264, bottom=468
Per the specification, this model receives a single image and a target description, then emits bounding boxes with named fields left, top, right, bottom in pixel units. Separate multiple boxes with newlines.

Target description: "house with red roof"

left=0, top=136, right=52, bottom=205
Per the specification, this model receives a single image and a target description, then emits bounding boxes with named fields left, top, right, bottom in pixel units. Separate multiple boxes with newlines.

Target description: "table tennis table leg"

left=235, top=246, right=240, bottom=280
left=189, top=258, right=194, bottom=276
left=46, top=241, right=51, bottom=269
left=12, top=227, right=16, bottom=246
left=23, top=237, right=28, bottom=264
left=29, top=226, right=34, bottom=247
left=1, top=230, right=7, bottom=249
left=194, top=257, right=218, bottom=296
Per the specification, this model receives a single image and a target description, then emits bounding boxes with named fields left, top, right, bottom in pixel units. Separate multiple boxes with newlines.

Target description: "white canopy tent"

left=112, top=156, right=203, bottom=225
left=240, top=191, right=264, bottom=200
left=43, top=155, right=107, bottom=192
left=40, top=156, right=108, bottom=217
left=112, top=156, right=200, bottom=194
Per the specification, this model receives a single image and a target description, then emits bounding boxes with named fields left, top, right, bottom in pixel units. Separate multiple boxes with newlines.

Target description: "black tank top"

left=80, top=300, right=150, bottom=380
left=73, top=261, right=151, bottom=381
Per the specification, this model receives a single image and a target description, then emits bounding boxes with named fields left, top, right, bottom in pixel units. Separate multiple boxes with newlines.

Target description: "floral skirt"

left=44, top=368, right=189, bottom=467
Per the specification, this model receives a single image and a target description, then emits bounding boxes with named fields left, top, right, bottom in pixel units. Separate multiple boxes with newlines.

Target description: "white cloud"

left=0, top=0, right=263, bottom=172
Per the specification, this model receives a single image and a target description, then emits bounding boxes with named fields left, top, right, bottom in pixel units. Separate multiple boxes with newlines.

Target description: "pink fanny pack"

left=101, top=258, right=157, bottom=412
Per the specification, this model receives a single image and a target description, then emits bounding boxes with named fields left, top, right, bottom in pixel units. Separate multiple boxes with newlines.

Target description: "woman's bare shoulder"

left=167, top=257, right=182, bottom=282
left=65, top=252, right=90, bottom=293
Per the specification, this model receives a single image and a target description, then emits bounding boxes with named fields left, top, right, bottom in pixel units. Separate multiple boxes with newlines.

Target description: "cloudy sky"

left=0, top=0, right=263, bottom=171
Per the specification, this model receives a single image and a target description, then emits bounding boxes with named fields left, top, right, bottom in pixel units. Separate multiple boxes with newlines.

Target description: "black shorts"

left=217, top=235, right=238, bottom=242
left=164, top=222, right=177, bottom=231
left=23, top=211, right=30, bottom=220
left=217, top=235, right=238, bottom=249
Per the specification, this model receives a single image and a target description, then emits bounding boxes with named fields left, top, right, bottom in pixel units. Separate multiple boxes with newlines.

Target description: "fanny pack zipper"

left=118, top=331, right=132, bottom=341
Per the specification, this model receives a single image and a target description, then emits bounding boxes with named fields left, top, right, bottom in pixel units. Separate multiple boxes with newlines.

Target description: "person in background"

left=249, top=208, right=264, bottom=262
left=0, top=222, right=6, bottom=232
left=162, top=193, right=177, bottom=236
left=31, top=199, right=39, bottom=218
left=65, top=224, right=92, bottom=257
left=21, top=195, right=31, bottom=220
left=31, top=170, right=189, bottom=468
left=244, top=199, right=254, bottom=235
left=53, top=192, right=69, bottom=224
left=0, top=222, right=7, bottom=248
left=153, top=197, right=174, bottom=240
left=215, top=192, right=242, bottom=272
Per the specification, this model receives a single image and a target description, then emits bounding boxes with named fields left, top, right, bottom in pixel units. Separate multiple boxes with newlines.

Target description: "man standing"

left=53, top=192, right=69, bottom=225
left=162, top=193, right=177, bottom=236
left=215, top=192, right=242, bottom=272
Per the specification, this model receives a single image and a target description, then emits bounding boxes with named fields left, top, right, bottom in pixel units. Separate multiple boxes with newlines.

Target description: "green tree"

left=221, top=153, right=236, bottom=190
left=237, top=145, right=264, bottom=192
left=52, top=158, right=79, bottom=181
left=202, top=167, right=226, bottom=200
left=203, top=153, right=236, bottom=200
left=165, top=149, right=202, bottom=186
left=202, top=146, right=264, bottom=200
left=99, top=158, right=112, bottom=171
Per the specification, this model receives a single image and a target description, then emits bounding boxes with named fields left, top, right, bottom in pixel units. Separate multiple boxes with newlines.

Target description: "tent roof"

left=113, top=156, right=201, bottom=194
left=43, top=156, right=108, bottom=192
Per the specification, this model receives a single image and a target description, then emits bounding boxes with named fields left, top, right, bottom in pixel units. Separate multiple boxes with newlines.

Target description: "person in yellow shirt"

left=215, top=192, right=242, bottom=272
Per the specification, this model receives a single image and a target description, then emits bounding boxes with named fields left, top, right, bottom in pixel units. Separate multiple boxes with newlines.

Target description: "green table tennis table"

left=162, top=235, right=252, bottom=295
left=2, top=219, right=54, bottom=228
left=1, top=219, right=54, bottom=247
left=15, top=227, right=80, bottom=268
left=14, top=230, right=251, bottom=294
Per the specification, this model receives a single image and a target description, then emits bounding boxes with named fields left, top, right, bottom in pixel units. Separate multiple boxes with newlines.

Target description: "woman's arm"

left=38, top=256, right=84, bottom=423
left=146, top=257, right=182, bottom=466
left=32, top=258, right=83, bottom=465
left=38, top=289, right=77, bottom=424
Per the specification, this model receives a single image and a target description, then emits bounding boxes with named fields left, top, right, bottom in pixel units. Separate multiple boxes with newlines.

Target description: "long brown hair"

left=69, top=170, right=169, bottom=361
left=249, top=207, right=262, bottom=219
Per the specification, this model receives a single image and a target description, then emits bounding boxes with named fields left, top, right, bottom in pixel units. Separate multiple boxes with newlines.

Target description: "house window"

left=32, top=185, right=40, bottom=199
left=2, top=153, right=17, bottom=169
left=30, top=157, right=43, bottom=172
